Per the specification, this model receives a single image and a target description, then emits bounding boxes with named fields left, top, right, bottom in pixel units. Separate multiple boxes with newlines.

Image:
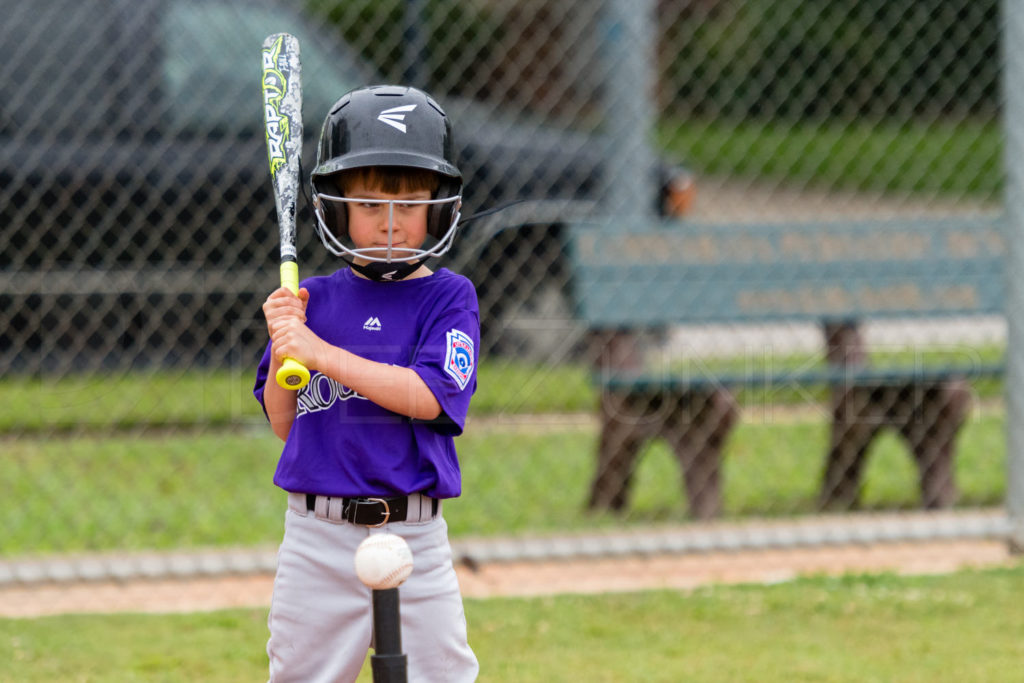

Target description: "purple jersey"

left=254, top=267, right=479, bottom=499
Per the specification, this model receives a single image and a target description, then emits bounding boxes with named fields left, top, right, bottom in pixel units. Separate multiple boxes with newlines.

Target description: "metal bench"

left=567, top=214, right=1006, bottom=519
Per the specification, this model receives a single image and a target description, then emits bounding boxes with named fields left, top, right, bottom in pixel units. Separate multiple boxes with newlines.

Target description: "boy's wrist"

left=314, top=340, right=342, bottom=377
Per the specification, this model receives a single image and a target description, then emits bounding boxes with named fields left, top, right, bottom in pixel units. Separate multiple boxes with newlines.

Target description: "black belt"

left=305, top=494, right=439, bottom=526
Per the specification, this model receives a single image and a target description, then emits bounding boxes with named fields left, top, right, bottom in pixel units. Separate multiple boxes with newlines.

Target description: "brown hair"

left=335, top=166, right=440, bottom=196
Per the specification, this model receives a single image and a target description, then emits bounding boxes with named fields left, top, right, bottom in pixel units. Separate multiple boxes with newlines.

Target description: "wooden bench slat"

left=598, top=362, right=1006, bottom=392
left=568, top=215, right=1007, bottom=326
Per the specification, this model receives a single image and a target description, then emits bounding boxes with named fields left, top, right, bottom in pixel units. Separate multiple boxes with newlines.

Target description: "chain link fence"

left=2, top=0, right=1017, bottom=584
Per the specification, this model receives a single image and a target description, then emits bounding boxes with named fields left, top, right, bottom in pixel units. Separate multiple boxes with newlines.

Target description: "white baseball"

left=354, top=534, right=414, bottom=590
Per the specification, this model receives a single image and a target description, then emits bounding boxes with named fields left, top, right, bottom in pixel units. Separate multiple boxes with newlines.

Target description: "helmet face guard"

left=312, top=193, right=462, bottom=263
left=311, top=85, right=463, bottom=276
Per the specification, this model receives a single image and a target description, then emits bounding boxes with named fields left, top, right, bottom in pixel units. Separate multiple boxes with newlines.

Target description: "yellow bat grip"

left=275, top=261, right=311, bottom=390
left=280, top=260, right=300, bottom=295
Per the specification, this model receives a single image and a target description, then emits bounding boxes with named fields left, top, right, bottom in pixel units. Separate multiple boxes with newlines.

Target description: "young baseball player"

left=254, top=85, right=479, bottom=682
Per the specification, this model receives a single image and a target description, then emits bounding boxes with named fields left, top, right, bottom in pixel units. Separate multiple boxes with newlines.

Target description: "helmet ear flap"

left=313, top=183, right=348, bottom=241
left=428, top=177, right=462, bottom=238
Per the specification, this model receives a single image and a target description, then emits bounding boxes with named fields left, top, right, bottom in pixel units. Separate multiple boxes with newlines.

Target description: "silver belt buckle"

left=366, top=497, right=391, bottom=527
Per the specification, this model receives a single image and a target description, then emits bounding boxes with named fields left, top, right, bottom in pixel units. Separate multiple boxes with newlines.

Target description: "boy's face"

left=344, top=180, right=432, bottom=264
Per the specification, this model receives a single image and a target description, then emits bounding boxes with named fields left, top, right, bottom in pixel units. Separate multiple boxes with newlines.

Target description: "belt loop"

left=327, top=497, right=345, bottom=522
left=290, top=492, right=310, bottom=515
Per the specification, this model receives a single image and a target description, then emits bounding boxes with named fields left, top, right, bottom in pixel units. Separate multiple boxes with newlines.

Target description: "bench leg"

left=664, top=389, right=737, bottom=520
left=588, top=389, right=737, bottom=519
left=822, top=381, right=970, bottom=511
left=588, top=392, right=656, bottom=512
left=820, top=387, right=883, bottom=511
left=897, top=380, right=970, bottom=509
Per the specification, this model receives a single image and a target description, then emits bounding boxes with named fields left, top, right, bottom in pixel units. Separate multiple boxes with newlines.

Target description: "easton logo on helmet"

left=377, top=104, right=417, bottom=133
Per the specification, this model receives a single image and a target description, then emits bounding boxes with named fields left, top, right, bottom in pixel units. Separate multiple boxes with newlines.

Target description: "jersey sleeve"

left=253, top=340, right=273, bottom=420
left=411, top=280, right=480, bottom=436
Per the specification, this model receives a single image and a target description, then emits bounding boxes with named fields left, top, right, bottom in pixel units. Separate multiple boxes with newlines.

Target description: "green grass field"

left=2, top=566, right=1022, bottom=681
left=0, top=338, right=1015, bottom=680
left=659, top=117, right=1003, bottom=197
left=1, top=350, right=1004, bottom=433
left=0, top=360, right=1007, bottom=555
left=0, top=412, right=1005, bottom=555
left=0, top=357, right=1013, bottom=680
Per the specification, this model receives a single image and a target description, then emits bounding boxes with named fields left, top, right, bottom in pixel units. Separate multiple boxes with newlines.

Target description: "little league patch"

left=444, top=329, right=475, bottom=390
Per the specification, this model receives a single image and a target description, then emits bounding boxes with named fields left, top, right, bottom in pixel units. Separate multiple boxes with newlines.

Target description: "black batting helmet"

left=311, top=85, right=463, bottom=267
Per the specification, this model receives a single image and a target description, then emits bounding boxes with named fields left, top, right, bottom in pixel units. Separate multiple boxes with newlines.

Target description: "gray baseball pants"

left=267, top=492, right=479, bottom=682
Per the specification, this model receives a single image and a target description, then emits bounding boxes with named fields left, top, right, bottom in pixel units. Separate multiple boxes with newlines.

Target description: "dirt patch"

left=454, top=539, right=1015, bottom=598
left=0, top=539, right=1015, bottom=618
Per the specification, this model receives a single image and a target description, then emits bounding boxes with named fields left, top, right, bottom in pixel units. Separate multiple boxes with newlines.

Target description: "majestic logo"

left=444, top=329, right=475, bottom=390
left=363, top=316, right=382, bottom=331
left=377, top=104, right=417, bottom=133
